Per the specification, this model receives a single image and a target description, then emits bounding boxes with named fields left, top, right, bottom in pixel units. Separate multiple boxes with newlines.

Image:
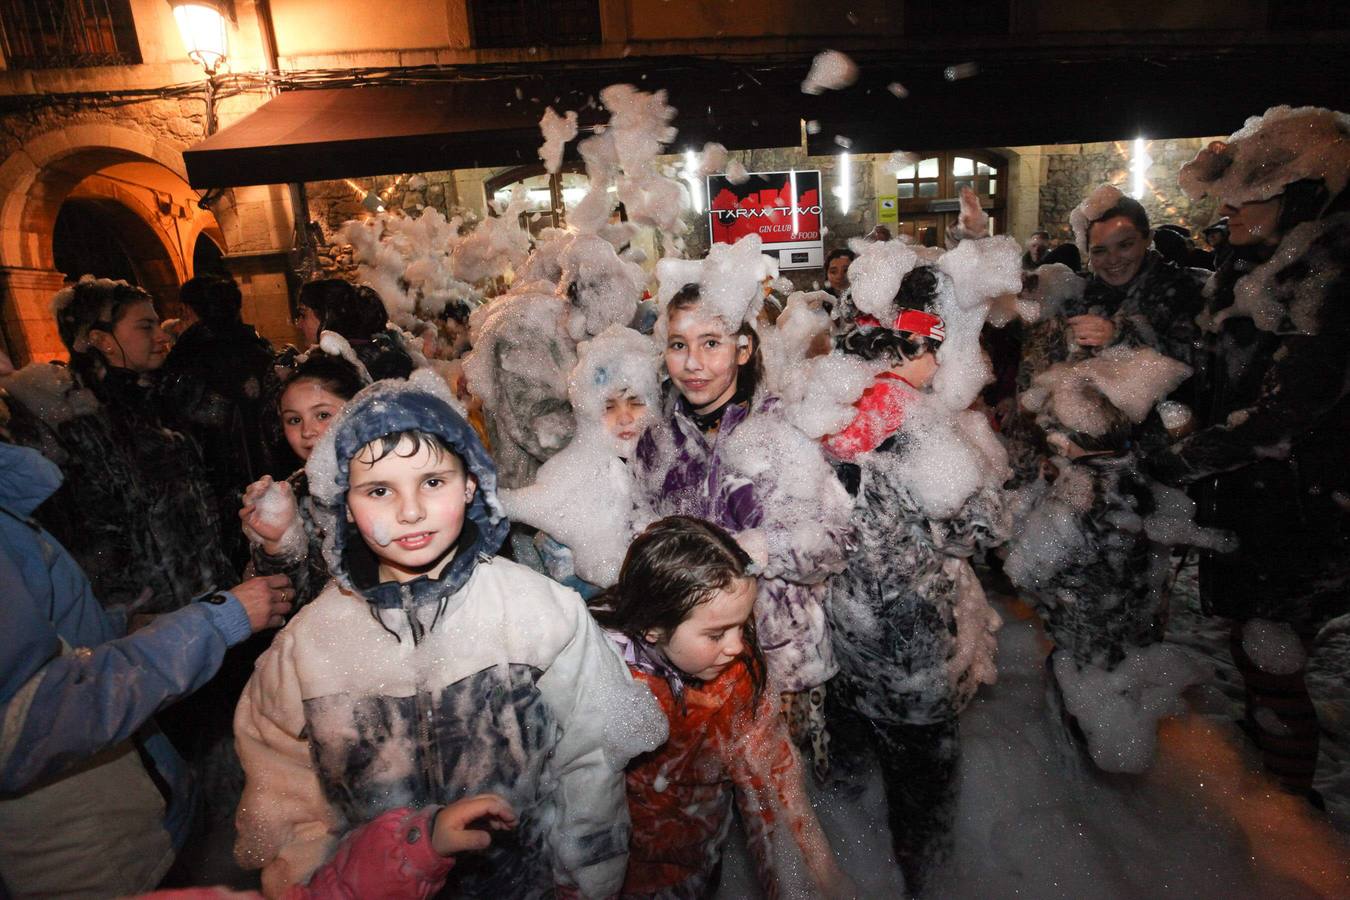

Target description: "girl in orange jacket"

left=591, top=516, right=852, bottom=899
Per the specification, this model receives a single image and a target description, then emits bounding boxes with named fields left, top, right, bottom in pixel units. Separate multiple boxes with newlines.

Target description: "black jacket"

left=1165, top=213, right=1350, bottom=627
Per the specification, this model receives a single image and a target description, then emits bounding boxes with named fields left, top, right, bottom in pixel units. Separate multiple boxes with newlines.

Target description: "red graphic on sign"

left=708, top=172, right=823, bottom=246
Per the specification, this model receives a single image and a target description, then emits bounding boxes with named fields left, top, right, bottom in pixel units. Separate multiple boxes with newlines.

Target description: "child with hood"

left=232, top=368, right=666, bottom=899
left=823, top=264, right=1007, bottom=895
left=498, top=324, right=660, bottom=594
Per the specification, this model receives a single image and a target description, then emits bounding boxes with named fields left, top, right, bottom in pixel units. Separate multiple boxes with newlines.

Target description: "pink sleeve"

left=282, top=808, right=454, bottom=900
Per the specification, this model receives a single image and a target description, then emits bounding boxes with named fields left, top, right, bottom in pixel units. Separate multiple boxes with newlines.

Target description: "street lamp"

left=169, top=0, right=230, bottom=134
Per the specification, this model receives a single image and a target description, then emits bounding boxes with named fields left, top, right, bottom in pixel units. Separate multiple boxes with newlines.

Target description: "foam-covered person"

left=823, top=265, right=1006, bottom=893
left=1152, top=105, right=1350, bottom=802
left=632, top=236, right=853, bottom=782
left=498, top=324, right=660, bottom=596
left=233, top=368, right=664, bottom=898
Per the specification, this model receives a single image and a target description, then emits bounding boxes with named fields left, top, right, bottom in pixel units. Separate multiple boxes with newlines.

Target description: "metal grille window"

left=470, top=0, right=601, bottom=48
left=0, top=0, right=142, bottom=69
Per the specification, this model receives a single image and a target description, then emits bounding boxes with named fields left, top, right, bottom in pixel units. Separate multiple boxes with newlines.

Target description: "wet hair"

left=279, top=352, right=366, bottom=405
left=56, top=279, right=153, bottom=355
left=837, top=265, right=944, bottom=364
left=1087, top=196, right=1151, bottom=244
left=297, top=279, right=389, bottom=340
left=1276, top=178, right=1339, bottom=233
left=666, top=283, right=763, bottom=398
left=179, top=274, right=242, bottom=329
left=826, top=248, right=857, bottom=267
left=1150, top=227, right=1191, bottom=267
left=589, top=515, right=766, bottom=698
left=1031, top=230, right=1051, bottom=240
left=353, top=428, right=466, bottom=473
left=1060, top=395, right=1134, bottom=456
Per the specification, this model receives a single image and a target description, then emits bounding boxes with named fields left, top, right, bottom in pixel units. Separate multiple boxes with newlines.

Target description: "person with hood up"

left=0, top=439, right=292, bottom=897
left=157, top=274, right=277, bottom=569
left=1151, top=105, right=1350, bottom=804
left=633, top=236, right=853, bottom=783
left=233, top=368, right=666, bottom=899
left=498, top=324, right=660, bottom=595
left=822, top=265, right=1007, bottom=894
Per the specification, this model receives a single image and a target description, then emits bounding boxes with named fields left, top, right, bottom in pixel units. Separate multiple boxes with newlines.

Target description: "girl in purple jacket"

left=631, top=281, right=853, bottom=780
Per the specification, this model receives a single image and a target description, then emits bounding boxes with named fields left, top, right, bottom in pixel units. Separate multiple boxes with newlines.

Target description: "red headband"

left=855, top=309, right=946, bottom=341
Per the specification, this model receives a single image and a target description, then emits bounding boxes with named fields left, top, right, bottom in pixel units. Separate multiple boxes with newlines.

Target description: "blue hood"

left=306, top=369, right=509, bottom=613
left=0, top=442, right=63, bottom=517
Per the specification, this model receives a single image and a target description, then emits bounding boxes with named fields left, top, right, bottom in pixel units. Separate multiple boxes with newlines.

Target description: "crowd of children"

left=2, top=99, right=1347, bottom=899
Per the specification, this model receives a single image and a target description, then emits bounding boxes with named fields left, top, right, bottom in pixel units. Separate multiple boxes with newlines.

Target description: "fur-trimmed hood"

left=305, top=368, right=509, bottom=612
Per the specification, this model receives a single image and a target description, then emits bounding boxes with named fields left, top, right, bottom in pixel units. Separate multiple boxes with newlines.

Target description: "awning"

left=184, top=45, right=1350, bottom=189
left=183, top=65, right=805, bottom=188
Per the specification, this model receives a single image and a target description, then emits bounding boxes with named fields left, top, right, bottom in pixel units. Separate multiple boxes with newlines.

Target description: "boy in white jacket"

left=232, top=369, right=665, bottom=898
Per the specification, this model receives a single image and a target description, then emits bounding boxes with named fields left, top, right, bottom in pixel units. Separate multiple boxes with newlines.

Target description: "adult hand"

left=1066, top=314, right=1116, bottom=347
left=958, top=186, right=989, bottom=239
left=432, top=793, right=518, bottom=856
left=230, top=573, right=294, bottom=632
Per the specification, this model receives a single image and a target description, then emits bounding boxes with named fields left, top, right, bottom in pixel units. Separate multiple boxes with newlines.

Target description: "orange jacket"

left=621, top=659, right=844, bottom=899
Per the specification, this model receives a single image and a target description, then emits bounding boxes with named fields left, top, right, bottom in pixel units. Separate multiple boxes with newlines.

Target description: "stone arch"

left=0, top=123, right=221, bottom=363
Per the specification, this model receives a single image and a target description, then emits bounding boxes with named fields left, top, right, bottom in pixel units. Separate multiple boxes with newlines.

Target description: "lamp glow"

left=683, top=149, right=704, bottom=214
left=171, top=1, right=228, bottom=74
left=1130, top=136, right=1151, bottom=200
left=838, top=152, right=852, bottom=214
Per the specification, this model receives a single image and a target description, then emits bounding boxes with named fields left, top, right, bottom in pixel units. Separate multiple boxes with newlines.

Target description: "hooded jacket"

left=0, top=442, right=252, bottom=897
left=825, top=378, right=1006, bottom=726
left=630, top=390, right=851, bottom=694
left=233, top=370, right=664, bottom=899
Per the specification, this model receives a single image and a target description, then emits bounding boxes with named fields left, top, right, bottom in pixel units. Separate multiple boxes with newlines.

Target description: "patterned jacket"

left=631, top=391, right=851, bottom=693
left=0, top=362, right=237, bottom=613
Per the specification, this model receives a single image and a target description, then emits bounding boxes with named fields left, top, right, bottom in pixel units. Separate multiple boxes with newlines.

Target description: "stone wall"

left=1037, top=137, right=1222, bottom=246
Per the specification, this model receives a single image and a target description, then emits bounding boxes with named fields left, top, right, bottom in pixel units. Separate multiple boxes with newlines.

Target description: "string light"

left=1131, top=136, right=1151, bottom=200
left=683, top=149, right=704, bottom=214
left=838, top=151, right=852, bottom=214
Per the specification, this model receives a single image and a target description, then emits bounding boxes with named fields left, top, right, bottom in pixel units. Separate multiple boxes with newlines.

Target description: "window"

left=893, top=150, right=1006, bottom=243
left=0, top=0, right=141, bottom=69
left=470, top=0, right=601, bottom=49
left=486, top=163, right=600, bottom=237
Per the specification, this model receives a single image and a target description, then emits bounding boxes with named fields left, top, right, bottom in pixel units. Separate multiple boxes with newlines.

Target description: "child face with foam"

left=346, top=434, right=478, bottom=584
left=664, top=306, right=752, bottom=414
left=602, top=389, right=650, bottom=457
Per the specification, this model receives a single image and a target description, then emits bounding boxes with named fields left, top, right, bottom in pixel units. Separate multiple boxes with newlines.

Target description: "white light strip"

left=790, top=168, right=800, bottom=237
left=838, top=151, right=852, bottom=214
left=684, top=149, right=704, bottom=214
left=1131, top=136, right=1147, bottom=200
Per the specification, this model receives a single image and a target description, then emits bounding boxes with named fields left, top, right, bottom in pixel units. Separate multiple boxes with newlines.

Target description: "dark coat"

left=1163, top=213, right=1350, bottom=628
left=159, top=319, right=276, bottom=566
left=0, top=362, right=238, bottom=614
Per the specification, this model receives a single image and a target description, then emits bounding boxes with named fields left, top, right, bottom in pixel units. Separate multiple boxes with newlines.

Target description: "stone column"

left=213, top=184, right=301, bottom=348
left=0, top=266, right=69, bottom=365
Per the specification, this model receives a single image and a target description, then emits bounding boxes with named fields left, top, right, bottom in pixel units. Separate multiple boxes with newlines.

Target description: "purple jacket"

left=631, top=391, right=851, bottom=692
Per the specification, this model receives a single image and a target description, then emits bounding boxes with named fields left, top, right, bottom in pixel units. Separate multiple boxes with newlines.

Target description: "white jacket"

left=233, top=556, right=665, bottom=899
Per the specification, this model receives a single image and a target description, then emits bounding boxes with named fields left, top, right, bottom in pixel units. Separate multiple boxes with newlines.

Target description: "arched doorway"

left=485, top=162, right=592, bottom=236
left=0, top=125, right=224, bottom=363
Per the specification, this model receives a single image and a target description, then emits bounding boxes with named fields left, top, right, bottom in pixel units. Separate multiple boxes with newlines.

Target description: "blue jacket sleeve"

left=0, top=558, right=251, bottom=792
